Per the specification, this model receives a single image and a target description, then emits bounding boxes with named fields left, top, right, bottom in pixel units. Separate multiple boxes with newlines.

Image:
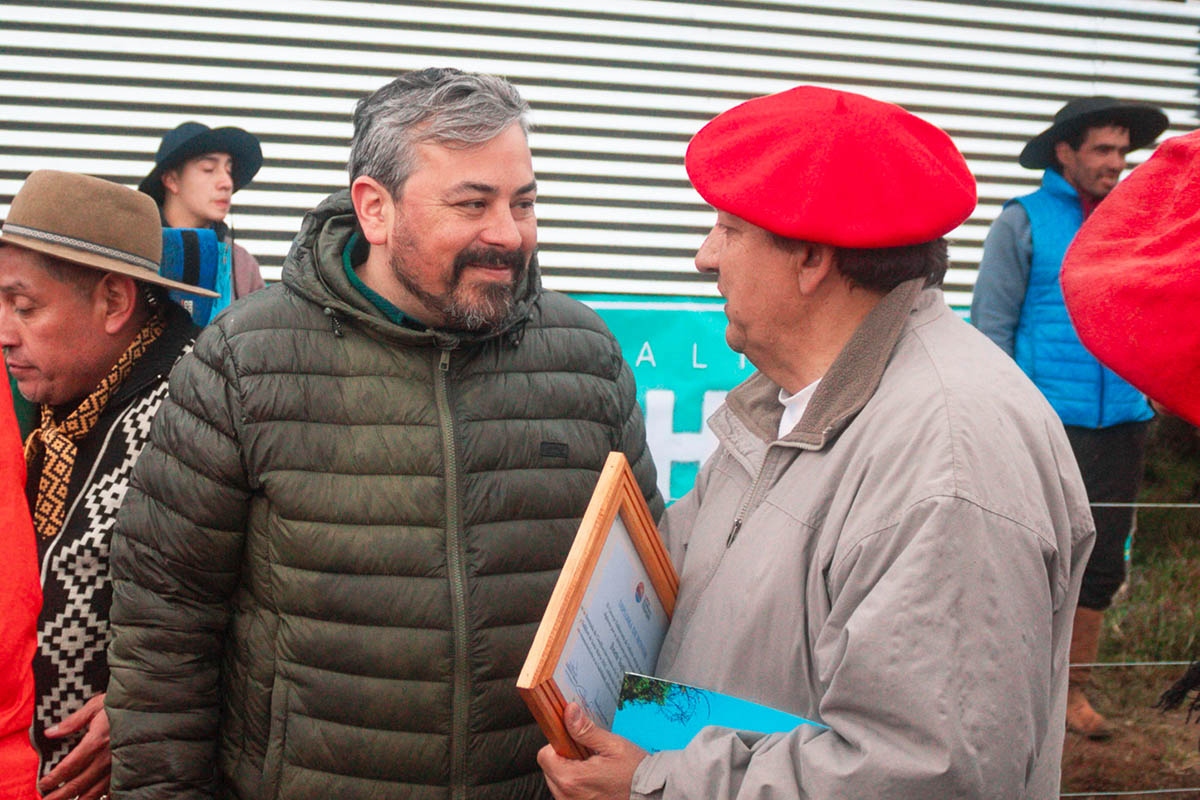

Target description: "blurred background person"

left=7, top=123, right=263, bottom=440
left=971, top=96, right=1169, bottom=740
left=1059, top=128, right=1200, bottom=743
left=139, top=121, right=266, bottom=300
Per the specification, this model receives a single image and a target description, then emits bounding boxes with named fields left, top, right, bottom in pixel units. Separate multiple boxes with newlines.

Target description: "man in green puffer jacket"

left=105, top=68, right=662, bottom=800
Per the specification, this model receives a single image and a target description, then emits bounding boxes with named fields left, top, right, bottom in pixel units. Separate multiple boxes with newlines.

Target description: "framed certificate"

left=517, top=451, right=679, bottom=759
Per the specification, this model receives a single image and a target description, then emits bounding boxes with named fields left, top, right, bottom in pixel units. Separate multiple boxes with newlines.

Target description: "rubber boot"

left=1067, top=606, right=1113, bottom=740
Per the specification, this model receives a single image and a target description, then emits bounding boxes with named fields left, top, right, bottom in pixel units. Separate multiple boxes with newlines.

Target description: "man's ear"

left=161, top=168, right=180, bottom=198
left=351, top=176, right=395, bottom=246
left=1054, top=140, right=1075, bottom=170
left=796, top=242, right=837, bottom=296
left=96, top=273, right=142, bottom=335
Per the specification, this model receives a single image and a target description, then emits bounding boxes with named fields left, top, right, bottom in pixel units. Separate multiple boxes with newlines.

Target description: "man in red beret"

left=539, top=86, right=1095, bottom=799
left=971, top=97, right=1169, bottom=740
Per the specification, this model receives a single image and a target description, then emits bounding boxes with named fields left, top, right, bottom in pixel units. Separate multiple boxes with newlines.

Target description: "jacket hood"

left=281, top=189, right=542, bottom=348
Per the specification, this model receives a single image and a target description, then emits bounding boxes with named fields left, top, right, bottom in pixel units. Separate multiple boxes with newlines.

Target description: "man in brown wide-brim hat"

left=0, top=169, right=214, bottom=800
left=971, top=96, right=1170, bottom=741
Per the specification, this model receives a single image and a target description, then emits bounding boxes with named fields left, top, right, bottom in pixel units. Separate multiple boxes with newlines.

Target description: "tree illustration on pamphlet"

left=617, top=675, right=710, bottom=725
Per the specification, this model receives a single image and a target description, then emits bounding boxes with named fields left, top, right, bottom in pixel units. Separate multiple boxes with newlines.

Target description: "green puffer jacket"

left=106, top=191, right=662, bottom=800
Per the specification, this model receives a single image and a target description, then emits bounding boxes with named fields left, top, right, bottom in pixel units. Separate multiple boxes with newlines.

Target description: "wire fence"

left=1061, top=653, right=1198, bottom=800
left=1062, top=789, right=1200, bottom=797
left=1064, top=499, right=1199, bottom=798
left=1092, top=502, right=1200, bottom=509
left=1081, top=498, right=1197, bottom=672
left=1072, top=661, right=1195, bottom=669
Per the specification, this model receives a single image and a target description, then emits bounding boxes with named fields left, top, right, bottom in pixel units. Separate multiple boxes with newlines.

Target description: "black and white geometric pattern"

left=33, top=380, right=171, bottom=775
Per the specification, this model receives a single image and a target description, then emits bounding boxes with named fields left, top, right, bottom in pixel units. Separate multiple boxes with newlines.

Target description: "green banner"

left=576, top=294, right=752, bottom=503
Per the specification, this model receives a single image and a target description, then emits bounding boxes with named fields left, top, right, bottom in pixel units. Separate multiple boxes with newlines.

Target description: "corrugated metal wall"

left=2, top=0, right=1198, bottom=306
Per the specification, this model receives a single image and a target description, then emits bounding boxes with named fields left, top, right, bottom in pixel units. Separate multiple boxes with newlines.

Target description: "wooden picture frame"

left=517, top=451, right=679, bottom=759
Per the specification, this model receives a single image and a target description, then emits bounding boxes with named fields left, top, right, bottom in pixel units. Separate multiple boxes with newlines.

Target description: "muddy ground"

left=1061, top=669, right=1200, bottom=798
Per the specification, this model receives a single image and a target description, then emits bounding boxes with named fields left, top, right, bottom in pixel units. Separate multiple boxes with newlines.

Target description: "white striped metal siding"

left=1, top=0, right=1198, bottom=306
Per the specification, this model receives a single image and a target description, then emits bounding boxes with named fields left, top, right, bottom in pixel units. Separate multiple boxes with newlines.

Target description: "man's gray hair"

left=348, top=67, right=530, bottom=197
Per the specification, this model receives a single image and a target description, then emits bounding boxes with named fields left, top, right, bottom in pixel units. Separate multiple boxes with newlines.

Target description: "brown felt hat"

left=0, top=170, right=218, bottom=297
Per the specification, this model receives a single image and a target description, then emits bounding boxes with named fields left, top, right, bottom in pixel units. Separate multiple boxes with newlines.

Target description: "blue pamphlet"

left=611, top=673, right=825, bottom=753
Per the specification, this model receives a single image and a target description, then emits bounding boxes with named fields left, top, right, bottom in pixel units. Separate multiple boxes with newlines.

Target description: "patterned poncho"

left=25, top=302, right=197, bottom=776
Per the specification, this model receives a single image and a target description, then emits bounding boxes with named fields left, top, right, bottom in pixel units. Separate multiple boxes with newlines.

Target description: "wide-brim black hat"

left=1020, top=96, right=1168, bottom=169
left=138, top=121, right=263, bottom=203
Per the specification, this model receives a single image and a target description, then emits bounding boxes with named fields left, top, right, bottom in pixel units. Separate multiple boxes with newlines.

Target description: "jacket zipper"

left=435, top=348, right=470, bottom=800
left=727, top=447, right=780, bottom=547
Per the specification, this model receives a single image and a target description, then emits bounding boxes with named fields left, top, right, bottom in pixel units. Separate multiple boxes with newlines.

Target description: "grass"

left=1062, top=415, right=1200, bottom=798
left=1102, top=415, right=1200, bottom=665
left=1103, top=541, right=1200, bottom=664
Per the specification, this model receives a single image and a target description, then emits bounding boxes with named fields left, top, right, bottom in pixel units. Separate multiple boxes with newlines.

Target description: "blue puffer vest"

left=1010, top=169, right=1151, bottom=428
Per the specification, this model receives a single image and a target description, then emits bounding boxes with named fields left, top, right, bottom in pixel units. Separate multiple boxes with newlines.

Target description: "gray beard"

left=388, top=251, right=525, bottom=333
left=441, top=279, right=516, bottom=332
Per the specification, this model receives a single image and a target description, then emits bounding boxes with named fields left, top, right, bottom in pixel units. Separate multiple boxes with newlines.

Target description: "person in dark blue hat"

left=139, top=121, right=266, bottom=299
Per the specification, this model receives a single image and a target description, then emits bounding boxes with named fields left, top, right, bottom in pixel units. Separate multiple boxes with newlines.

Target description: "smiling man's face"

left=384, top=122, right=537, bottom=331
left=1056, top=125, right=1131, bottom=201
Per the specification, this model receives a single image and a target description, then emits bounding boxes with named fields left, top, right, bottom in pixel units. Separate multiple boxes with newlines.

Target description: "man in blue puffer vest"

left=972, top=96, right=1168, bottom=741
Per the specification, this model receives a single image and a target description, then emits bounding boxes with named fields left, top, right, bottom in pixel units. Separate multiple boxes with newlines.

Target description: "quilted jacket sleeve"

left=614, top=352, right=665, bottom=524
left=106, top=323, right=253, bottom=799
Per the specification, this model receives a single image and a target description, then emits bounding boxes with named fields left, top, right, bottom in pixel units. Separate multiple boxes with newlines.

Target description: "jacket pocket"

left=260, top=671, right=291, bottom=799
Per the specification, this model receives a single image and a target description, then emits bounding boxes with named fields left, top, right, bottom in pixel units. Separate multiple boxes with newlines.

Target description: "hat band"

left=1, top=222, right=159, bottom=273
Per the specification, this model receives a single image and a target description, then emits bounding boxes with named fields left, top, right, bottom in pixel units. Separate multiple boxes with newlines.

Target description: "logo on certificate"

left=635, top=581, right=653, bottom=620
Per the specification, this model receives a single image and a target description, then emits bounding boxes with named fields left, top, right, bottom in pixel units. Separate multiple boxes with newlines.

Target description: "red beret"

left=1062, top=130, right=1200, bottom=428
left=685, top=86, right=977, bottom=248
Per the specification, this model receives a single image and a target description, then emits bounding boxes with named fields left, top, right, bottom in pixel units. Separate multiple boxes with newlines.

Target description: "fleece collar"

left=340, top=232, right=423, bottom=330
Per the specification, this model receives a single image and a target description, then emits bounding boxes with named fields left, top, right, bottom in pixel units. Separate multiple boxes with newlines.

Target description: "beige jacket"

left=632, top=279, right=1094, bottom=800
